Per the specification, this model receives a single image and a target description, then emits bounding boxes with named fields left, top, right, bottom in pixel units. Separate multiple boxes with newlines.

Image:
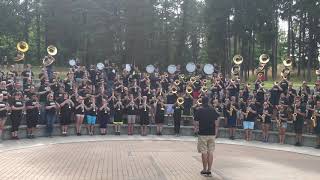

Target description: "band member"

left=75, top=96, right=85, bottom=136
left=98, top=98, right=110, bottom=135
left=58, top=93, right=74, bottom=136
left=45, top=93, right=59, bottom=137
left=306, top=95, right=315, bottom=134
left=293, top=98, right=306, bottom=146
left=183, top=92, right=193, bottom=116
left=126, top=95, right=137, bottom=135
left=10, top=92, right=24, bottom=139
left=0, top=94, right=8, bottom=139
left=173, top=99, right=183, bottom=136
left=194, top=97, right=219, bottom=177
left=113, top=96, right=124, bottom=135
left=243, top=98, right=257, bottom=141
left=139, top=96, right=150, bottom=136
left=155, top=97, right=166, bottom=135
left=313, top=100, right=320, bottom=149
left=226, top=96, right=238, bottom=140
left=25, top=93, right=40, bottom=138
left=85, top=96, right=97, bottom=136
left=261, top=102, right=272, bottom=142
left=277, top=105, right=288, bottom=144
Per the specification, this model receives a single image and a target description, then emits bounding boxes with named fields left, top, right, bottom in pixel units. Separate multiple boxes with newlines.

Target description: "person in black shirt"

left=293, top=98, right=306, bottom=146
left=113, top=96, right=124, bottom=135
left=10, top=92, right=24, bottom=139
left=126, top=95, right=138, bottom=135
left=0, top=94, right=8, bottom=139
left=183, top=93, right=193, bottom=116
left=98, top=98, right=110, bottom=135
left=155, top=97, right=166, bottom=135
left=25, top=93, right=40, bottom=138
left=269, top=83, right=283, bottom=118
left=173, top=100, right=183, bottom=136
left=243, top=98, right=257, bottom=141
left=74, top=96, right=85, bottom=136
left=57, top=93, right=74, bottom=136
left=139, top=97, right=150, bottom=136
left=261, top=102, right=273, bottom=142
left=277, top=104, right=288, bottom=144
left=194, top=97, right=219, bottom=177
left=45, top=93, right=59, bottom=137
left=85, top=96, right=97, bottom=136
left=313, top=100, right=320, bottom=149
left=226, top=97, right=238, bottom=140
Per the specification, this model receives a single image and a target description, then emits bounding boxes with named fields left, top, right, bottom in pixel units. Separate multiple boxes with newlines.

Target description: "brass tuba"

left=15, top=41, right=29, bottom=62
left=256, top=54, right=270, bottom=80
left=281, top=57, right=292, bottom=80
left=231, top=55, right=243, bottom=78
left=43, top=45, right=57, bottom=67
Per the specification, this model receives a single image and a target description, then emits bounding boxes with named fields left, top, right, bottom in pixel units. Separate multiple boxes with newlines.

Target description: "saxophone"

left=311, top=109, right=318, bottom=128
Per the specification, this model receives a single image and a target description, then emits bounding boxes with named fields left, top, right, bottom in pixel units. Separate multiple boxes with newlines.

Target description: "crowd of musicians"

left=0, top=62, right=320, bottom=149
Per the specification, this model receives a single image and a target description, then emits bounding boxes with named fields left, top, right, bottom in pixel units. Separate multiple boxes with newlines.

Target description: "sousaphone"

left=43, top=45, right=57, bottom=67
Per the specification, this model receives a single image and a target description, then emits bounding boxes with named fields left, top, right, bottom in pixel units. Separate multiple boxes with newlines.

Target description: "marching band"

left=0, top=42, right=319, bottom=149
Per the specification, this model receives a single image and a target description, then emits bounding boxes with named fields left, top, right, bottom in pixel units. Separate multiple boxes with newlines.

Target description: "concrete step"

left=1, top=124, right=317, bottom=148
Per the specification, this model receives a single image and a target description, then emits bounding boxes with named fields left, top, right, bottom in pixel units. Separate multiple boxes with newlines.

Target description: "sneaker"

left=200, top=170, right=207, bottom=176
left=206, top=171, right=212, bottom=177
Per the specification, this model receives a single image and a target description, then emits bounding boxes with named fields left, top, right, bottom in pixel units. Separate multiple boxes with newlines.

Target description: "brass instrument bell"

left=197, top=98, right=202, bottom=105
left=47, top=45, right=58, bottom=56
left=259, top=54, right=270, bottom=64
left=174, top=79, right=181, bottom=86
left=186, top=86, right=193, bottom=94
left=233, top=55, right=243, bottom=65
left=283, top=57, right=292, bottom=67
left=17, top=41, right=29, bottom=53
left=171, top=86, right=178, bottom=94
left=177, top=97, right=184, bottom=105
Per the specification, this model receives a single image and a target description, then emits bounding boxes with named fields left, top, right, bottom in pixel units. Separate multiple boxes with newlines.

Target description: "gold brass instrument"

left=197, top=98, right=202, bottom=105
left=186, top=86, right=193, bottom=94
left=256, top=54, right=270, bottom=80
left=281, top=57, right=292, bottom=80
left=231, top=55, right=243, bottom=78
left=43, top=45, right=57, bottom=67
left=177, top=97, right=184, bottom=106
left=201, top=86, right=208, bottom=93
left=174, top=79, right=181, bottom=86
left=202, top=79, right=208, bottom=85
left=190, top=76, right=196, bottom=84
left=171, top=86, right=178, bottom=94
left=15, top=41, right=29, bottom=62
left=292, top=104, right=297, bottom=121
left=311, top=110, right=317, bottom=128
left=261, top=114, right=266, bottom=123
left=179, top=74, right=185, bottom=80
left=228, top=105, right=234, bottom=115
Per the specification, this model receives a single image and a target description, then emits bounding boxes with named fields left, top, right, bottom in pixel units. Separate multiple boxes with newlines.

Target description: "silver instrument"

left=97, top=63, right=105, bottom=70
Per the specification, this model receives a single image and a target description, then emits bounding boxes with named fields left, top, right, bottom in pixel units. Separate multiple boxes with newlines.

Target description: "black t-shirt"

left=38, top=85, right=50, bottom=103
left=269, top=87, right=281, bottom=105
left=246, top=104, right=257, bottom=122
left=173, top=105, right=183, bottom=119
left=26, top=99, right=39, bottom=114
left=0, top=101, right=7, bottom=117
left=11, top=100, right=23, bottom=114
left=166, top=94, right=177, bottom=104
left=195, top=105, right=219, bottom=135
left=46, top=100, right=57, bottom=114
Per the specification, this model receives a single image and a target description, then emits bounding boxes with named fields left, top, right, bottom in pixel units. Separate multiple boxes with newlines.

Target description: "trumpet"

left=197, top=98, right=202, bottom=105
left=186, top=86, right=193, bottom=94
left=201, top=86, right=208, bottom=93
left=174, top=79, right=180, bottom=86
left=171, top=86, right=178, bottom=94
left=177, top=97, right=184, bottom=106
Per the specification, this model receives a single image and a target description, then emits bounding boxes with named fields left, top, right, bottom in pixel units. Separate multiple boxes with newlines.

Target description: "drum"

left=168, top=65, right=177, bottom=74
left=146, top=65, right=155, bottom=73
left=186, top=62, right=196, bottom=73
left=203, top=64, right=214, bottom=75
left=69, top=59, right=76, bottom=66
left=97, top=63, right=105, bottom=70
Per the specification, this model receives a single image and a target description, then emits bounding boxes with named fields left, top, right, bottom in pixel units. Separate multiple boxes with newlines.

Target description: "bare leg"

left=201, top=153, right=208, bottom=171
left=207, top=152, right=214, bottom=172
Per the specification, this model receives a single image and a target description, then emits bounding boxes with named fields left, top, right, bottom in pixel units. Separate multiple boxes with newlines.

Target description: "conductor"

left=194, top=96, right=219, bottom=177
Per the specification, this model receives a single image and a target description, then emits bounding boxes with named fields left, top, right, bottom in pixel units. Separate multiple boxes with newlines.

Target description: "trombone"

left=186, top=86, right=193, bottom=94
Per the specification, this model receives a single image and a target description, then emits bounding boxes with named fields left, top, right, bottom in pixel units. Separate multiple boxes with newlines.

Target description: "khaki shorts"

left=127, top=115, right=136, bottom=124
left=197, top=135, right=216, bottom=153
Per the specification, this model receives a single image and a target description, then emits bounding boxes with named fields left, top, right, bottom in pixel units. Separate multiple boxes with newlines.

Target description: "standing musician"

left=85, top=96, right=97, bottom=136
left=243, top=98, right=257, bottom=141
left=313, top=100, right=320, bottom=149
left=45, top=93, right=59, bottom=137
left=75, top=96, right=85, bottom=136
left=183, top=91, right=193, bottom=116
left=306, top=95, right=315, bottom=134
left=139, top=96, right=150, bottom=136
left=57, top=92, right=74, bottom=136
left=293, top=97, right=306, bottom=146
left=10, top=92, right=24, bottom=139
left=155, top=97, right=166, bottom=135
left=260, top=102, right=273, bottom=142
left=173, top=97, right=183, bottom=136
left=226, top=96, right=238, bottom=140
left=277, top=104, right=289, bottom=144
left=113, top=96, right=124, bottom=135
left=25, top=93, right=40, bottom=138
left=126, top=94, right=138, bottom=135
left=0, top=94, right=8, bottom=139
left=98, top=98, right=110, bottom=135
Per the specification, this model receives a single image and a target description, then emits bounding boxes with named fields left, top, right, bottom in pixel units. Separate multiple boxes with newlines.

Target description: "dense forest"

left=0, top=0, right=319, bottom=81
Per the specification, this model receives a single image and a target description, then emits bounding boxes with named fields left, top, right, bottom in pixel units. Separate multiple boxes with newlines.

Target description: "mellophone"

left=0, top=52, right=320, bottom=146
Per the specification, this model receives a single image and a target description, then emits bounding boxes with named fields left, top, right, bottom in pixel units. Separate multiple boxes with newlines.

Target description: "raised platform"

left=1, top=123, right=317, bottom=147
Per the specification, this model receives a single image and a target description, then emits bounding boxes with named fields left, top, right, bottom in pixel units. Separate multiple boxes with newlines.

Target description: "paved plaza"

left=0, top=136, right=319, bottom=180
